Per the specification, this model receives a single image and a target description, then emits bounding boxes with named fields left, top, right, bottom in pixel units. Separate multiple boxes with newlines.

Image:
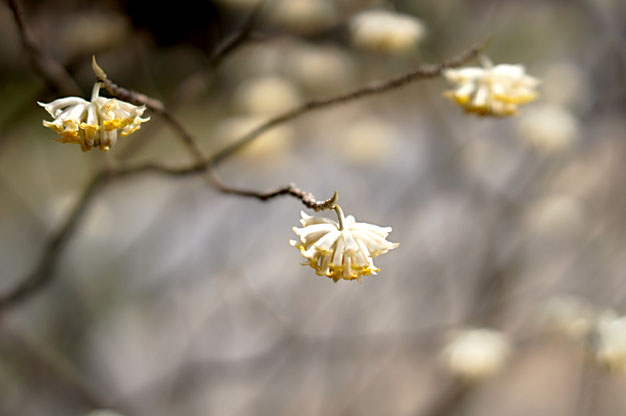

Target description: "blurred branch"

left=1, top=324, right=126, bottom=412
left=107, top=38, right=488, bottom=173
left=7, top=0, right=82, bottom=96
left=0, top=172, right=111, bottom=313
left=208, top=1, right=266, bottom=71
left=207, top=38, right=488, bottom=166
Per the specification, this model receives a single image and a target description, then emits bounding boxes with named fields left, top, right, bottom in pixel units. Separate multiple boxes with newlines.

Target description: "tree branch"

left=3, top=24, right=486, bottom=311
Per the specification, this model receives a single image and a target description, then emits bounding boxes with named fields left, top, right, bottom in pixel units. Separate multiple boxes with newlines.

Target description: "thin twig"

left=104, top=38, right=487, bottom=172
left=208, top=39, right=487, bottom=166
left=8, top=0, right=82, bottom=96
left=209, top=0, right=266, bottom=71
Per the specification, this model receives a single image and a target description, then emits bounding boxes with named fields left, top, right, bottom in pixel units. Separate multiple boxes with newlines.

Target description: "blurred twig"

left=0, top=172, right=111, bottom=312
left=1, top=323, right=126, bottom=412
left=7, top=0, right=82, bottom=96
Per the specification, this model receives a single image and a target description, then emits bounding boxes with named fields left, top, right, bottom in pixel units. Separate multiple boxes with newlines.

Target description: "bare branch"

left=208, top=38, right=488, bottom=166
left=1, top=38, right=486, bottom=312
left=8, top=0, right=82, bottom=96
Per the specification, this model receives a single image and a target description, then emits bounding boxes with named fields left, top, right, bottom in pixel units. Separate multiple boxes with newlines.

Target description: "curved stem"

left=91, top=81, right=102, bottom=101
left=334, top=205, right=345, bottom=231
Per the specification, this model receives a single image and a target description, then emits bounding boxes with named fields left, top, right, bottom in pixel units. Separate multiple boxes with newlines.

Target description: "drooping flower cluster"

left=39, top=82, right=149, bottom=152
left=290, top=210, right=398, bottom=282
left=443, top=60, right=539, bottom=116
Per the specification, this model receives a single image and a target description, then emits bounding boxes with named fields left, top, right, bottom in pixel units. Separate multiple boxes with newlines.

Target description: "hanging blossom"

left=443, top=57, right=539, bottom=117
left=38, top=82, right=149, bottom=152
left=290, top=208, right=398, bottom=282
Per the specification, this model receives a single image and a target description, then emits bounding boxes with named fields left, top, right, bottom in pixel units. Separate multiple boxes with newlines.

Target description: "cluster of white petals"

left=290, top=210, right=398, bottom=282
left=444, top=60, right=539, bottom=116
left=349, top=10, right=425, bottom=54
left=39, top=83, right=149, bottom=151
left=588, top=312, right=626, bottom=371
left=442, top=328, right=511, bottom=381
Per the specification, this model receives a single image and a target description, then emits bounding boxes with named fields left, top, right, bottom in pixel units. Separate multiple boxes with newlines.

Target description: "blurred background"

left=1, top=0, right=626, bottom=415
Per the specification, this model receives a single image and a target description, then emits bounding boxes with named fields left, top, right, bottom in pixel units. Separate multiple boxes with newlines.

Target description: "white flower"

left=290, top=210, right=398, bottom=282
left=39, top=82, right=149, bottom=152
left=350, top=10, right=425, bottom=54
left=588, top=312, right=626, bottom=371
left=442, top=328, right=511, bottom=381
left=444, top=60, right=539, bottom=116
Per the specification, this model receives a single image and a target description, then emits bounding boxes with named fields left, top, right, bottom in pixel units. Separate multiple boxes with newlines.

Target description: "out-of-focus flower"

left=214, top=115, right=293, bottom=159
left=290, top=210, right=398, bottom=282
left=39, top=82, right=149, bottom=152
left=588, top=312, right=626, bottom=371
left=525, top=194, right=584, bottom=238
left=338, top=118, right=395, bottom=164
left=442, top=328, right=511, bottom=381
left=268, top=0, right=337, bottom=34
left=444, top=60, right=539, bottom=116
left=233, top=76, right=302, bottom=117
left=287, top=43, right=354, bottom=92
left=539, top=295, right=594, bottom=340
left=349, top=10, right=425, bottom=54
left=516, top=104, right=579, bottom=153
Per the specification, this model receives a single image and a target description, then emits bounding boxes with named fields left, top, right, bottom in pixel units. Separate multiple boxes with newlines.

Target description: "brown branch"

left=8, top=0, right=82, bottom=96
left=207, top=38, right=488, bottom=166
left=1, top=38, right=486, bottom=312
left=106, top=38, right=487, bottom=172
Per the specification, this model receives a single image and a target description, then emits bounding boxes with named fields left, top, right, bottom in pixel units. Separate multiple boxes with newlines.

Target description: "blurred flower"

left=268, top=0, right=337, bottom=34
left=525, top=194, right=584, bottom=238
left=290, top=210, right=398, bottom=282
left=444, top=60, right=539, bottom=116
left=39, top=82, right=149, bottom=152
left=588, top=312, right=626, bottom=371
left=337, top=118, right=395, bottom=164
left=516, top=104, right=579, bottom=153
left=233, top=76, right=302, bottom=117
left=539, top=295, right=594, bottom=340
left=287, top=43, right=354, bottom=93
left=214, top=115, right=293, bottom=159
left=442, top=328, right=511, bottom=381
left=349, top=10, right=426, bottom=54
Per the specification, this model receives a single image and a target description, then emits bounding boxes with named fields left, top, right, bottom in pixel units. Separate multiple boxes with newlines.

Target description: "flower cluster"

left=290, top=210, right=398, bottom=282
left=444, top=60, right=539, bottom=116
left=39, top=82, right=149, bottom=152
